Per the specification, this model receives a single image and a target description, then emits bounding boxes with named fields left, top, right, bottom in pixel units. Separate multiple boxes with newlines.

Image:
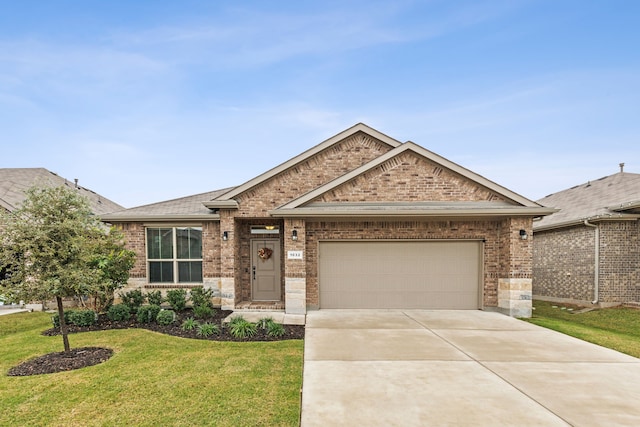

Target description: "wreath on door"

left=258, top=247, right=273, bottom=261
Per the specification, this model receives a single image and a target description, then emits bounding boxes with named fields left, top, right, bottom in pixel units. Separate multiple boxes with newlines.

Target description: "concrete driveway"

left=301, top=310, right=640, bottom=426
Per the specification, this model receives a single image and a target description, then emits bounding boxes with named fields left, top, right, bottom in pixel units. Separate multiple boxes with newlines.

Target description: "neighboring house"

left=0, top=167, right=124, bottom=289
left=103, top=123, right=554, bottom=317
left=533, top=165, right=640, bottom=306
left=0, top=168, right=123, bottom=216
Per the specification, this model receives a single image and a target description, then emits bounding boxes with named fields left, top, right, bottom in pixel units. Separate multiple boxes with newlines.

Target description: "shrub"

left=51, top=310, right=73, bottom=328
left=120, top=289, right=145, bottom=313
left=137, top=305, right=161, bottom=323
left=256, top=317, right=274, bottom=329
left=197, top=322, right=220, bottom=337
left=190, top=287, right=214, bottom=308
left=266, top=322, right=285, bottom=337
left=193, top=304, right=214, bottom=320
left=166, top=289, right=187, bottom=312
left=181, top=317, right=199, bottom=331
left=156, top=309, right=176, bottom=326
left=68, top=309, right=98, bottom=327
left=146, top=290, right=164, bottom=306
left=107, top=304, right=131, bottom=321
left=228, top=317, right=257, bottom=339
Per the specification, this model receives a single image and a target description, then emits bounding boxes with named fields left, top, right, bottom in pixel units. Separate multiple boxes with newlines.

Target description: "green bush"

left=166, top=289, right=187, bottom=312
left=181, top=317, right=199, bottom=331
left=120, top=289, right=146, bottom=313
left=266, top=322, right=285, bottom=337
left=51, top=311, right=73, bottom=328
left=228, top=317, right=257, bottom=339
left=156, top=309, right=176, bottom=326
left=146, top=290, right=164, bottom=306
left=256, top=317, right=274, bottom=329
left=69, top=309, right=98, bottom=327
left=193, top=304, right=214, bottom=319
left=190, top=287, right=214, bottom=308
left=197, top=322, right=220, bottom=337
left=137, top=305, right=161, bottom=323
left=52, top=309, right=98, bottom=327
left=108, top=304, right=131, bottom=321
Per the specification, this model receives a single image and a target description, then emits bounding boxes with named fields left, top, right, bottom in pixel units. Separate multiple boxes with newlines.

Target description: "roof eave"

left=269, top=207, right=556, bottom=218
left=202, top=200, right=239, bottom=209
left=534, top=214, right=640, bottom=232
left=101, top=214, right=221, bottom=223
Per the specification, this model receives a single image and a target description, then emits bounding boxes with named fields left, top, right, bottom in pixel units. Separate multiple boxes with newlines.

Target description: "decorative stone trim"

left=498, top=278, right=532, bottom=317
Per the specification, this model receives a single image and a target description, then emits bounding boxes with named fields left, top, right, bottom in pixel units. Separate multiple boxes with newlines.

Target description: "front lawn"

left=524, top=300, right=640, bottom=358
left=0, top=312, right=303, bottom=426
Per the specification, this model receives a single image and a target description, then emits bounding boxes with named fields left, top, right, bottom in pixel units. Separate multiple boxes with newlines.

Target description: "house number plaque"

left=287, top=250, right=303, bottom=260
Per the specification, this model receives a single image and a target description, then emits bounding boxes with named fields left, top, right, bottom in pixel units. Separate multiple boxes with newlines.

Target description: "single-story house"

left=533, top=165, right=640, bottom=306
left=102, top=123, right=554, bottom=317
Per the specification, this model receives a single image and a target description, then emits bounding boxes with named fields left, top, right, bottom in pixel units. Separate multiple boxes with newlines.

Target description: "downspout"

left=583, top=219, right=599, bottom=304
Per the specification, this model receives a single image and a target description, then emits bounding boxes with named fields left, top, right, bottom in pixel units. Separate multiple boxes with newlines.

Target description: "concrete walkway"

left=301, top=310, right=640, bottom=426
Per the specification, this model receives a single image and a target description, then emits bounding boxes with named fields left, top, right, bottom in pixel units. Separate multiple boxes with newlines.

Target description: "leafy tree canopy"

left=0, top=185, right=135, bottom=352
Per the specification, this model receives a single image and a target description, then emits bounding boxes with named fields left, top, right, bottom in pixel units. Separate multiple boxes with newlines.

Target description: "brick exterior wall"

left=234, top=132, right=394, bottom=216
left=115, top=223, right=146, bottom=279
left=533, top=221, right=640, bottom=304
left=315, top=152, right=506, bottom=203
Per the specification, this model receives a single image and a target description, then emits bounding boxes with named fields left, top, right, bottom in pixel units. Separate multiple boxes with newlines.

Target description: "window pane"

left=160, top=229, right=173, bottom=259
left=176, top=227, right=202, bottom=259
left=149, top=261, right=173, bottom=283
left=147, top=228, right=160, bottom=259
left=147, top=228, right=173, bottom=259
left=178, top=261, right=202, bottom=283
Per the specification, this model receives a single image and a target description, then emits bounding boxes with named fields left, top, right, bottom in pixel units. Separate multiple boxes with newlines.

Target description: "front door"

left=251, top=239, right=281, bottom=301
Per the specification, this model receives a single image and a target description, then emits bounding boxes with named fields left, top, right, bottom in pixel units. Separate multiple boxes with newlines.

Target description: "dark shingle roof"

left=535, top=172, right=640, bottom=230
left=0, top=168, right=123, bottom=215
left=101, top=187, right=235, bottom=221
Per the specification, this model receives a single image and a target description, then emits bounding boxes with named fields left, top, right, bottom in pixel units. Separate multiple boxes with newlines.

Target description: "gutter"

left=583, top=219, right=599, bottom=304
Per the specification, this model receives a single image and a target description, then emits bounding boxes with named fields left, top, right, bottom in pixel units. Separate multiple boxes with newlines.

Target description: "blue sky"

left=1, top=0, right=639, bottom=208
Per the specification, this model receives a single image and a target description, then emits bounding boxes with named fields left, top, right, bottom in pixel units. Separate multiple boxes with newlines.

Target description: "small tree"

left=0, top=185, right=133, bottom=353
left=89, top=228, right=136, bottom=312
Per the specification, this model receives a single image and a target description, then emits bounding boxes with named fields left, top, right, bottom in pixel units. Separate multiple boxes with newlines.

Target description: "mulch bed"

left=8, top=347, right=114, bottom=376
left=9, top=308, right=304, bottom=376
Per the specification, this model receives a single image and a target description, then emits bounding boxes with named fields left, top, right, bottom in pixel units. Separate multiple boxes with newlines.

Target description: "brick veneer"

left=316, top=152, right=506, bottom=203
left=533, top=221, right=640, bottom=304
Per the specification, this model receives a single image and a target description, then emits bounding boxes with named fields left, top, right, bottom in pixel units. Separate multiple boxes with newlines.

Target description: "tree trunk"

left=56, top=296, right=71, bottom=353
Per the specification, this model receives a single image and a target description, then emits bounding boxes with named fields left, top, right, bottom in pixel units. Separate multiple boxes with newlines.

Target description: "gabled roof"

left=204, top=123, right=402, bottom=208
left=534, top=171, right=640, bottom=231
left=0, top=168, right=123, bottom=215
left=271, top=142, right=552, bottom=218
left=102, top=187, right=233, bottom=222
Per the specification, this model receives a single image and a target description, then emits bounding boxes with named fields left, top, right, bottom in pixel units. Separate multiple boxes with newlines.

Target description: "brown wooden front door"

left=251, top=239, right=281, bottom=301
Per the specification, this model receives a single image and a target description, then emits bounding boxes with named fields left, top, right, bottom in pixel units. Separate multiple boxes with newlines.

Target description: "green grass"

left=0, top=312, right=303, bottom=426
left=524, top=300, right=640, bottom=358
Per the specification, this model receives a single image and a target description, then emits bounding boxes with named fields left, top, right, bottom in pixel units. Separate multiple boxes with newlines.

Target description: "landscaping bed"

left=42, top=308, right=305, bottom=342
left=9, top=307, right=304, bottom=376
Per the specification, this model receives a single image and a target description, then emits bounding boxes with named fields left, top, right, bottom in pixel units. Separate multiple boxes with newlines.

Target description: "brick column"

left=284, top=218, right=306, bottom=315
left=498, top=218, right=533, bottom=317
left=219, top=210, right=236, bottom=310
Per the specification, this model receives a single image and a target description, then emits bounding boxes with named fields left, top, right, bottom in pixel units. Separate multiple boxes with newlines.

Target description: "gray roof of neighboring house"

left=101, top=187, right=234, bottom=222
left=0, top=168, right=123, bottom=215
left=534, top=171, right=640, bottom=231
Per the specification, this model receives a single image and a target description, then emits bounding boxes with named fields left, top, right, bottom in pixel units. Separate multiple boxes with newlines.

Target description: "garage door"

left=319, top=241, right=482, bottom=309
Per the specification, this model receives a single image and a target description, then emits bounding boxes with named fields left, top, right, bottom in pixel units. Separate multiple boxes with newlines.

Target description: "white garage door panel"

left=319, top=241, right=481, bottom=309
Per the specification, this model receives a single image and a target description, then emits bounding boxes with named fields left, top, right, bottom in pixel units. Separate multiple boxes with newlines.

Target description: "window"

left=146, top=227, right=203, bottom=283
